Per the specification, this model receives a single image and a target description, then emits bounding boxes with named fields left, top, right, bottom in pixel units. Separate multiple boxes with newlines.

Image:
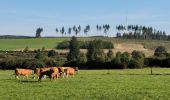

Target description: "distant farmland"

left=0, top=37, right=169, bottom=56
left=0, top=38, right=69, bottom=50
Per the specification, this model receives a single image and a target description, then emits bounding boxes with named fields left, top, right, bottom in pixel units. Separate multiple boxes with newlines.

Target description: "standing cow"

left=58, top=67, right=69, bottom=77
left=34, top=68, right=50, bottom=80
left=15, top=68, right=33, bottom=80
left=64, top=67, right=78, bottom=77
left=38, top=67, right=59, bottom=81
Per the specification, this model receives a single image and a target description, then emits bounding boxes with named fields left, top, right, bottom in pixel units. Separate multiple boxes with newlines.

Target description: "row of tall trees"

left=35, top=25, right=169, bottom=41
left=35, top=24, right=111, bottom=37
left=56, top=24, right=111, bottom=37
left=116, top=25, right=169, bottom=40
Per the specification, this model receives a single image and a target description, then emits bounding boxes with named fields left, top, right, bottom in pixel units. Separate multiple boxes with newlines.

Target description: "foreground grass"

left=1, top=68, right=170, bottom=100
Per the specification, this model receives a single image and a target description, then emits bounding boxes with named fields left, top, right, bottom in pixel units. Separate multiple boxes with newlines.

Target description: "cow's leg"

left=23, top=76, right=25, bottom=80
left=15, top=75, right=19, bottom=80
left=49, top=75, right=52, bottom=81
left=55, top=74, right=58, bottom=80
left=64, top=72, right=67, bottom=78
left=66, top=74, right=69, bottom=78
left=42, top=75, right=46, bottom=80
left=37, top=76, right=39, bottom=80
left=53, top=76, right=56, bottom=81
left=38, top=74, right=43, bottom=81
left=57, top=74, right=59, bottom=80
left=25, top=75, right=28, bottom=80
left=33, top=74, right=37, bottom=80
left=62, top=72, right=65, bottom=78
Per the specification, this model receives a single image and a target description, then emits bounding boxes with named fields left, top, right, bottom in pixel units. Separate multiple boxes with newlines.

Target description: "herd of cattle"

left=14, top=67, right=78, bottom=81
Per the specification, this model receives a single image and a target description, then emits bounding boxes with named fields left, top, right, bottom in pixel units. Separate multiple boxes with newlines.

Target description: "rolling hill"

left=0, top=37, right=169, bottom=57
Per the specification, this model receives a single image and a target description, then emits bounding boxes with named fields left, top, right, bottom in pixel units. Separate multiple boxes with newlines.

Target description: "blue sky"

left=0, top=0, right=170, bottom=36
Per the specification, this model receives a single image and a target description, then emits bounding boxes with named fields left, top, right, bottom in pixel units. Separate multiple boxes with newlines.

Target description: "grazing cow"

left=64, top=67, right=78, bottom=77
left=58, top=67, right=69, bottom=77
left=34, top=68, right=50, bottom=80
left=15, top=68, right=33, bottom=80
left=38, top=67, right=59, bottom=81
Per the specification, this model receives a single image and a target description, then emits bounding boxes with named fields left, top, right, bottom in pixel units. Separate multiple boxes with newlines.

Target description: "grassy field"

left=0, top=38, right=69, bottom=50
left=1, top=68, right=170, bottom=100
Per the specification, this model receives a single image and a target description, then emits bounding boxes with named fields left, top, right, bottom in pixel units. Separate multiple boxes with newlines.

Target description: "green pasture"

left=1, top=68, right=170, bottom=100
left=0, top=38, right=69, bottom=50
left=0, top=37, right=169, bottom=52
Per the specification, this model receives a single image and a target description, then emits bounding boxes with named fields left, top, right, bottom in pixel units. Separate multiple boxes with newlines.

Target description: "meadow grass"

left=1, top=68, right=170, bottom=100
left=0, top=38, right=69, bottom=50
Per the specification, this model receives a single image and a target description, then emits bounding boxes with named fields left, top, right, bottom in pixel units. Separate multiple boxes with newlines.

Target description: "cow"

left=15, top=68, right=33, bottom=80
left=64, top=67, right=78, bottom=77
left=58, top=67, right=69, bottom=77
left=38, top=67, right=59, bottom=81
left=34, top=68, right=50, bottom=80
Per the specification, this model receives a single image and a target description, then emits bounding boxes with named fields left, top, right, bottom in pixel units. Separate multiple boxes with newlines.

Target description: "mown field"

left=1, top=69, right=170, bottom=100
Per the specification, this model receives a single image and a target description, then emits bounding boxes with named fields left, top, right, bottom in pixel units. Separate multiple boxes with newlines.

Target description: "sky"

left=0, top=0, right=170, bottom=37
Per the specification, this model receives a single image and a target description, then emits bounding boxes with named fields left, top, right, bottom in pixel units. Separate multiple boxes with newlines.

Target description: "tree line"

left=35, top=24, right=170, bottom=41
left=116, top=25, right=170, bottom=40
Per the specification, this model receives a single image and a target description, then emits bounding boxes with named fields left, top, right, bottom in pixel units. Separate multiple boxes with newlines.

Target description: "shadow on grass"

left=18, top=79, right=56, bottom=83
left=18, top=80, right=40, bottom=83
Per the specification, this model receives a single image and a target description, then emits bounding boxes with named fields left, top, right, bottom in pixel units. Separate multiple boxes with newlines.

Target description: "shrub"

left=22, top=59, right=45, bottom=69
left=87, top=40, right=106, bottom=62
left=130, top=50, right=145, bottom=68
left=56, top=40, right=114, bottom=49
left=56, top=41, right=69, bottom=49
left=154, top=46, right=167, bottom=58
left=48, top=50, right=58, bottom=57
left=120, top=52, right=131, bottom=69
left=111, top=52, right=122, bottom=69
left=106, top=49, right=114, bottom=62
left=129, top=59, right=142, bottom=68
left=42, top=47, right=46, bottom=51
left=35, top=50, right=46, bottom=60
left=43, top=58, right=58, bottom=67
left=23, top=46, right=29, bottom=52
left=77, top=53, right=87, bottom=65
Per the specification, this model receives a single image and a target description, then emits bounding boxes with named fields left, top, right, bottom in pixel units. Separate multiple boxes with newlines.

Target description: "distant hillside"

left=0, top=37, right=169, bottom=57
left=0, top=35, right=33, bottom=39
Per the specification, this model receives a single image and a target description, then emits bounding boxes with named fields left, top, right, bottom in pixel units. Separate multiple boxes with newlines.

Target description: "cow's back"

left=65, top=67, right=75, bottom=75
left=15, top=68, right=33, bottom=76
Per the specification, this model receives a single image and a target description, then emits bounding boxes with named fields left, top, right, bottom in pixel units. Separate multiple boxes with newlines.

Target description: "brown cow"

left=59, top=67, right=78, bottom=77
left=38, top=67, right=59, bottom=81
left=64, top=67, right=78, bottom=77
left=34, top=68, right=50, bottom=80
left=58, top=67, right=69, bottom=77
left=15, top=68, right=33, bottom=80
